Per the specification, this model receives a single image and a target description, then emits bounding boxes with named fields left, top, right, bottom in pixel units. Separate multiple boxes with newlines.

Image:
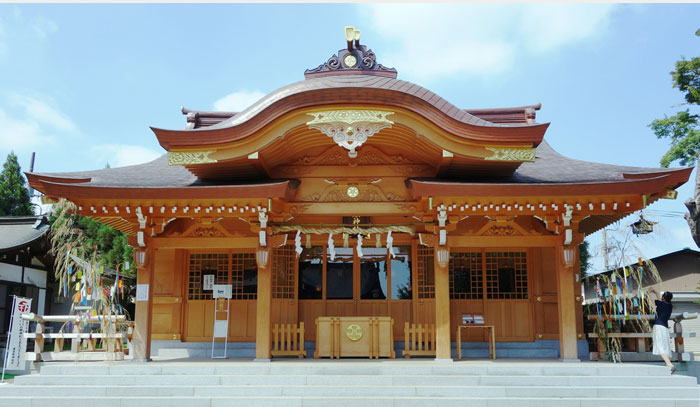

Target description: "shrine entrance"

left=297, top=238, right=414, bottom=340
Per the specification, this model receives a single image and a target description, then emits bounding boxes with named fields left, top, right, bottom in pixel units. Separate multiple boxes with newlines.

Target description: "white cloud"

left=10, top=94, right=77, bottom=133
left=364, top=3, right=617, bottom=80
left=0, top=108, right=52, bottom=152
left=31, top=17, right=58, bottom=39
left=213, top=90, right=266, bottom=112
left=91, top=144, right=162, bottom=168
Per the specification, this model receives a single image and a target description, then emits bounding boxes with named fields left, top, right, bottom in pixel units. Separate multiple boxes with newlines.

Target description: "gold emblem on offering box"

left=346, top=324, right=363, bottom=341
left=344, top=54, right=357, bottom=67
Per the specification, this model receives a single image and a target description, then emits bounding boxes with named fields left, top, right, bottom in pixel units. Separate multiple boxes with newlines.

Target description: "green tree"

left=579, top=240, right=591, bottom=280
left=49, top=200, right=135, bottom=279
left=649, top=28, right=700, bottom=247
left=0, top=151, right=33, bottom=216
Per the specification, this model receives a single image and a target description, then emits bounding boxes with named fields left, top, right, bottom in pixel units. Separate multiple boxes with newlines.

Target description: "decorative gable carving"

left=475, top=218, right=534, bottom=236
left=181, top=222, right=234, bottom=238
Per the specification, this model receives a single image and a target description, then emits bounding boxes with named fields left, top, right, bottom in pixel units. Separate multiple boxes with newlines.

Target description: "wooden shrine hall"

left=27, top=27, right=692, bottom=362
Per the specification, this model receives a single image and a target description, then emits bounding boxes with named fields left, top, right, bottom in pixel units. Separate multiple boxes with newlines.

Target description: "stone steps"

left=12, top=373, right=698, bottom=387
left=2, top=384, right=699, bottom=398
left=0, top=396, right=698, bottom=407
left=1, top=361, right=697, bottom=407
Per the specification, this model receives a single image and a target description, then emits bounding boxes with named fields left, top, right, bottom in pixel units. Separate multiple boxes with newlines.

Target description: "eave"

left=30, top=178, right=297, bottom=201
left=407, top=168, right=692, bottom=199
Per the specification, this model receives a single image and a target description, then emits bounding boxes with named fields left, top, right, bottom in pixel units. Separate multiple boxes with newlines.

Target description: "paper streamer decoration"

left=387, top=231, right=395, bottom=258
left=356, top=234, right=364, bottom=258
left=375, top=233, right=381, bottom=248
left=295, top=230, right=303, bottom=256
left=327, top=233, right=336, bottom=261
left=343, top=233, right=349, bottom=248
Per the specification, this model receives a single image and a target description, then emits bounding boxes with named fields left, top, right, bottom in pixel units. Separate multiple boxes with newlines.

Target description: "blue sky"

left=1, top=3, right=699, bottom=274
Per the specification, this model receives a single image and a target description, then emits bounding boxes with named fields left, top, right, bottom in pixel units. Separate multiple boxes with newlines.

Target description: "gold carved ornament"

left=484, top=147, right=536, bottom=162
left=168, top=151, right=217, bottom=165
left=307, top=110, right=394, bottom=158
left=346, top=324, right=363, bottom=341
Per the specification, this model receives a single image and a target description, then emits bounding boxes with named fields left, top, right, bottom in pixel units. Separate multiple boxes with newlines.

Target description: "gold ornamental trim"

left=168, top=151, right=217, bottom=165
left=346, top=324, right=363, bottom=341
left=484, top=147, right=536, bottom=162
left=306, top=110, right=394, bottom=125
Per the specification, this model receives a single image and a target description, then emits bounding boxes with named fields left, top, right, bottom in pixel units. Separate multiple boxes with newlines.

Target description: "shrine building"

left=27, top=27, right=692, bottom=362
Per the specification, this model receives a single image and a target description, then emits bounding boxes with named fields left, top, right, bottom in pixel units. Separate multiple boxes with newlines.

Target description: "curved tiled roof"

left=0, top=216, right=50, bottom=253
left=27, top=141, right=688, bottom=189
left=152, top=75, right=549, bottom=150
left=207, top=75, right=500, bottom=130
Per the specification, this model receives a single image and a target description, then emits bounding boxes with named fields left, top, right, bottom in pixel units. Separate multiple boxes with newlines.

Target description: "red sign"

left=17, top=300, right=30, bottom=313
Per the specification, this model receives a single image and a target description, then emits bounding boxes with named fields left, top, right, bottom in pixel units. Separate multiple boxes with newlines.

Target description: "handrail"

left=21, top=313, right=127, bottom=323
left=586, top=312, right=697, bottom=322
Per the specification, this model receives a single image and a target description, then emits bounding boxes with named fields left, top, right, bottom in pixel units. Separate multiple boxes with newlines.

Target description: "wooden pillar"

left=434, top=247, right=452, bottom=361
left=132, top=245, right=154, bottom=361
left=255, top=248, right=272, bottom=361
left=556, top=241, right=579, bottom=361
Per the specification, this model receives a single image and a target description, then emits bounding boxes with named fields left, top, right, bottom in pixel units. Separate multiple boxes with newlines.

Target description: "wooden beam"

left=151, top=237, right=258, bottom=249
left=131, top=244, right=154, bottom=361
left=555, top=240, right=579, bottom=361
left=255, top=252, right=272, bottom=360
left=434, top=247, right=452, bottom=361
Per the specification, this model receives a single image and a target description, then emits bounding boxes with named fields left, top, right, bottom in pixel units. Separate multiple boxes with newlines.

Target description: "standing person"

left=649, top=287, right=675, bottom=373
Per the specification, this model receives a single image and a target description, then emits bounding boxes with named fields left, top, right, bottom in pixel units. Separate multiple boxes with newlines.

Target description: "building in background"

left=0, top=216, right=53, bottom=342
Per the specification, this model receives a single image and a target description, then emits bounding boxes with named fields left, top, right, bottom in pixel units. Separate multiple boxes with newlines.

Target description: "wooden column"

left=255, top=249, right=272, bottom=361
left=556, top=241, right=579, bottom=361
left=132, top=245, right=154, bottom=361
left=434, top=247, right=452, bottom=361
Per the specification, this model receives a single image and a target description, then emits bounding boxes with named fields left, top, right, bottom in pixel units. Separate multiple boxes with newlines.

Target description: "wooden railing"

left=587, top=313, right=697, bottom=362
left=403, top=322, right=436, bottom=358
left=21, top=313, right=133, bottom=362
left=271, top=322, right=306, bottom=358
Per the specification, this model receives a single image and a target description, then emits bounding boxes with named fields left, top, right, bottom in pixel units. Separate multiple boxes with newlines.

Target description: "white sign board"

left=4, top=296, right=32, bottom=370
left=135, top=284, right=149, bottom=302
left=213, top=284, right=232, bottom=299
left=203, top=274, right=215, bottom=291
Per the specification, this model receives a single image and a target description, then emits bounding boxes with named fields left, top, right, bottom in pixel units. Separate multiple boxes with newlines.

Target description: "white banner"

left=4, top=296, right=32, bottom=370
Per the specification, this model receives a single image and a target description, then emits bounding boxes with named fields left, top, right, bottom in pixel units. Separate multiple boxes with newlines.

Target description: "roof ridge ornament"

left=307, top=110, right=394, bottom=158
left=304, top=26, right=397, bottom=79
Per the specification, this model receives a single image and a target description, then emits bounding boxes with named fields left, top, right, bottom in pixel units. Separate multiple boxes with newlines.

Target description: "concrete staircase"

left=1, top=360, right=698, bottom=406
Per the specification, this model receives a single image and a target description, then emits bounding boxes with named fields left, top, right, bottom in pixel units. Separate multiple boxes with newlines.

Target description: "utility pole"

left=601, top=228, right=609, bottom=271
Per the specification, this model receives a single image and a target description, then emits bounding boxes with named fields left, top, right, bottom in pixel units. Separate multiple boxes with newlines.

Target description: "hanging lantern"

left=134, top=249, right=148, bottom=268
left=436, top=246, right=450, bottom=268
left=256, top=246, right=270, bottom=269
left=563, top=246, right=575, bottom=267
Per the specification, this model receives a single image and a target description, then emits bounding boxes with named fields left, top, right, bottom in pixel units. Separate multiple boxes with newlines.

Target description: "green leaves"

left=75, top=216, right=135, bottom=277
left=579, top=240, right=591, bottom=279
left=672, top=57, right=700, bottom=105
left=650, top=111, right=700, bottom=167
left=649, top=29, right=700, bottom=168
left=0, top=152, right=33, bottom=216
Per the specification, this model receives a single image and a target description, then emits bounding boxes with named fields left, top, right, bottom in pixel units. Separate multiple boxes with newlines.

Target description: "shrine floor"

left=151, top=339, right=590, bottom=360
left=1, top=358, right=698, bottom=406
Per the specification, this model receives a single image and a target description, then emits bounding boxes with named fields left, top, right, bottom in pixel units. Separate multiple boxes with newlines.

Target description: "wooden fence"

left=271, top=322, right=306, bottom=358
left=403, top=322, right=436, bottom=358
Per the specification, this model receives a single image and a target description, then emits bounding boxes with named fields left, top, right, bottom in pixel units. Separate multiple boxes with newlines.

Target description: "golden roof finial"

left=345, top=26, right=355, bottom=52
